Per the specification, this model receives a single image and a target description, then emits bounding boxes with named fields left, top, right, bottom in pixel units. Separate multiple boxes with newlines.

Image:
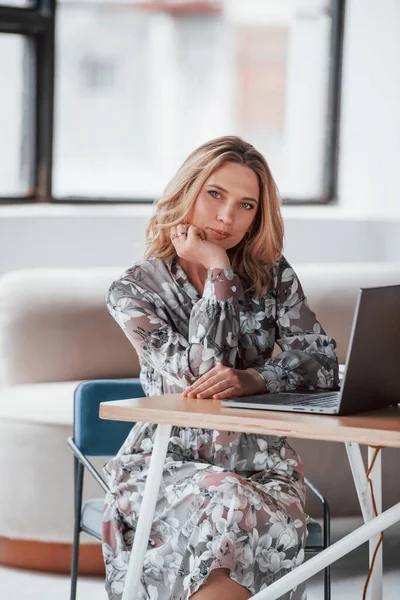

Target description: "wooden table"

left=100, top=395, right=400, bottom=600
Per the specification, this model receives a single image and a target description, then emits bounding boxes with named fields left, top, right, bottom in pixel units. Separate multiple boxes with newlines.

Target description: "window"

left=0, top=0, right=345, bottom=204
left=0, top=34, right=35, bottom=196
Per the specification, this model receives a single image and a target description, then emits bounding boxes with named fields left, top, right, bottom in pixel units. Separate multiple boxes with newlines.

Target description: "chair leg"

left=70, top=457, right=84, bottom=600
left=323, top=498, right=331, bottom=600
left=324, top=565, right=331, bottom=600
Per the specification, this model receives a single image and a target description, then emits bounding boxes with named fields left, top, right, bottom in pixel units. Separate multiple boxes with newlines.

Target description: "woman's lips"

left=208, top=228, right=230, bottom=239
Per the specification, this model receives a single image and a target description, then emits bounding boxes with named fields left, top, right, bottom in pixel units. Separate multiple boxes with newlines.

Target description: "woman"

left=103, top=136, right=339, bottom=600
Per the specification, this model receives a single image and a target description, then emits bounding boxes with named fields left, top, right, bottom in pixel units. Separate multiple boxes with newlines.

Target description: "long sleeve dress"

left=102, top=255, right=339, bottom=600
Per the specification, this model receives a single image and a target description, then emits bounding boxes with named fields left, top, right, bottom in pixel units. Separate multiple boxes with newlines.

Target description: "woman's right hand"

left=170, top=224, right=231, bottom=270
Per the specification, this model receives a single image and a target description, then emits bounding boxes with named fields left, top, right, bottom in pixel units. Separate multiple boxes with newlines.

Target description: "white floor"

left=0, top=519, right=399, bottom=599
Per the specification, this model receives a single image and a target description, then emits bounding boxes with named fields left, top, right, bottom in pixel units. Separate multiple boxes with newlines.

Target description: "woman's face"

left=186, top=161, right=260, bottom=249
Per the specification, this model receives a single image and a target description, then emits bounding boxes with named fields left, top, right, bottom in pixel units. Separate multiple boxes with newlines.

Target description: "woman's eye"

left=242, top=202, right=254, bottom=210
left=208, top=190, right=221, bottom=199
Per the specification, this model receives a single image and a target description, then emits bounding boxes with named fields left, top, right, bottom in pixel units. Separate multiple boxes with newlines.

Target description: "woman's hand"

left=170, top=224, right=231, bottom=270
left=183, top=364, right=267, bottom=399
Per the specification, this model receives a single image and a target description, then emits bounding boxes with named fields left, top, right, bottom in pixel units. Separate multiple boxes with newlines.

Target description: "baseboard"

left=0, top=537, right=105, bottom=575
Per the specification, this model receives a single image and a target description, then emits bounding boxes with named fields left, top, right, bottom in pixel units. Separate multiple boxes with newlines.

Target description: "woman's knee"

left=191, top=568, right=251, bottom=600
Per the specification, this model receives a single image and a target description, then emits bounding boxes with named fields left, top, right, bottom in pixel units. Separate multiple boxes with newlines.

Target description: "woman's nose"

left=217, top=204, right=234, bottom=224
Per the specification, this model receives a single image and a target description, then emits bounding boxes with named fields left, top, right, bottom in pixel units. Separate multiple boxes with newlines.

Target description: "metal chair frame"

left=304, top=477, right=331, bottom=599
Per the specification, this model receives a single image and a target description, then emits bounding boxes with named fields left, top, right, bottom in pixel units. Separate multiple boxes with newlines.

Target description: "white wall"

left=1, top=203, right=399, bottom=276
left=1, top=0, right=400, bottom=276
left=339, top=0, right=400, bottom=217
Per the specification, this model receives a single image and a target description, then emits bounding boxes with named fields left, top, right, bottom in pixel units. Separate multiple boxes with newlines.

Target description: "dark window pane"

left=0, top=34, right=35, bottom=197
left=54, top=0, right=333, bottom=200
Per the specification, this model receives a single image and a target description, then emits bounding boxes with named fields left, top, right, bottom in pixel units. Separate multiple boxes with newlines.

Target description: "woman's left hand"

left=183, top=364, right=266, bottom=399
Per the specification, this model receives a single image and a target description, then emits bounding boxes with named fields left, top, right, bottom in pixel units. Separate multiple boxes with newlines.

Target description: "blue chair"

left=67, top=379, right=143, bottom=600
left=67, top=379, right=330, bottom=600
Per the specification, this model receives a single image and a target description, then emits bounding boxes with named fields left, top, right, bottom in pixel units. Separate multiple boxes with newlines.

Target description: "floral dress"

left=103, top=255, right=339, bottom=600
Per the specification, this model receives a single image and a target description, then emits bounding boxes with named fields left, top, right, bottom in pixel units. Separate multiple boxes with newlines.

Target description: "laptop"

left=221, top=285, right=400, bottom=415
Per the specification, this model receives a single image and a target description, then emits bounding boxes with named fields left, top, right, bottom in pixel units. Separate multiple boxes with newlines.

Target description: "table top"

left=99, top=394, right=400, bottom=448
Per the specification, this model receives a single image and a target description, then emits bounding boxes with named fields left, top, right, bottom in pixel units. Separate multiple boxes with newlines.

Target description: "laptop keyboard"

left=265, top=392, right=340, bottom=408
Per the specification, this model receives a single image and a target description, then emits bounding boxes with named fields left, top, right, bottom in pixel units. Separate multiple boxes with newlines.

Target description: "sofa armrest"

left=0, top=268, right=139, bottom=387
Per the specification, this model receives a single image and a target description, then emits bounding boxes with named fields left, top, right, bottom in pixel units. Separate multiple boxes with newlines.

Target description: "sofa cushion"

left=0, top=409, right=108, bottom=542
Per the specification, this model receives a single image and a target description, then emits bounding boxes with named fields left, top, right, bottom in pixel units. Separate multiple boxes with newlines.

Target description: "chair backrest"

left=74, top=379, right=144, bottom=456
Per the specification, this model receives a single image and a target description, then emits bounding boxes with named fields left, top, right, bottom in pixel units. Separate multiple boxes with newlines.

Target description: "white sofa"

left=0, top=263, right=399, bottom=572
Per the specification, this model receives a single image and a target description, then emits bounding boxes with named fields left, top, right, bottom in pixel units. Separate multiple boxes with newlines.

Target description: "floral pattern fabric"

left=103, top=255, right=339, bottom=600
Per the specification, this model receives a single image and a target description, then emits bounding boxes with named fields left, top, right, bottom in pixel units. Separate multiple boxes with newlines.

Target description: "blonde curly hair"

left=145, top=136, right=284, bottom=297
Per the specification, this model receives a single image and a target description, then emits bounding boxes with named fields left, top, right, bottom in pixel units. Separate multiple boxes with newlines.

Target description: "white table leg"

left=250, top=502, right=400, bottom=600
left=367, top=447, right=382, bottom=600
left=345, top=443, right=383, bottom=600
left=345, top=442, right=374, bottom=522
left=121, top=423, right=172, bottom=600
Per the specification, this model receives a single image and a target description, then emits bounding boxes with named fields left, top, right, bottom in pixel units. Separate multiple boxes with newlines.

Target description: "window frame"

left=0, top=0, right=55, bottom=203
left=0, top=0, right=345, bottom=206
